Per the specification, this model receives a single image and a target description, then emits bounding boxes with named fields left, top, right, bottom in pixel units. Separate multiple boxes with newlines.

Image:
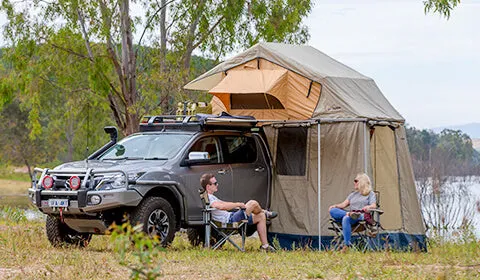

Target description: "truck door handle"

left=254, top=167, right=265, bottom=172
left=217, top=169, right=227, bottom=175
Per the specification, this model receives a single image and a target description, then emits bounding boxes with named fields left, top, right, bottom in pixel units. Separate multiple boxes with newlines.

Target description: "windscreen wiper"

left=102, top=157, right=144, bottom=161
left=143, top=157, right=168, bottom=160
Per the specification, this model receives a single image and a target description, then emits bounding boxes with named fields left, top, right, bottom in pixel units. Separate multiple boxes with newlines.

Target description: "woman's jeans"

left=329, top=208, right=363, bottom=246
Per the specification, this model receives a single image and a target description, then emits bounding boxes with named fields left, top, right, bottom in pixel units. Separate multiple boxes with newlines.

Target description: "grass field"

left=1, top=179, right=480, bottom=279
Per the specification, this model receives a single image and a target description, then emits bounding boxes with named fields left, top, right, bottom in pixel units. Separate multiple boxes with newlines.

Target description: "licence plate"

left=48, top=199, right=69, bottom=207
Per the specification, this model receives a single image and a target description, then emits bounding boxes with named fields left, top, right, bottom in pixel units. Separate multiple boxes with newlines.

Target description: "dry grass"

left=1, top=179, right=480, bottom=279
left=0, top=180, right=31, bottom=209
left=0, top=218, right=479, bottom=280
left=0, top=179, right=30, bottom=196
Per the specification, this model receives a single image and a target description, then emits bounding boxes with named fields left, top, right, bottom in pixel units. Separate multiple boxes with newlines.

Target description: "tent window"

left=231, top=94, right=285, bottom=109
left=276, top=127, right=307, bottom=176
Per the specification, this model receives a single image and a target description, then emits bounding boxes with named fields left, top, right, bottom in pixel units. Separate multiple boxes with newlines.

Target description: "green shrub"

left=110, top=221, right=164, bottom=280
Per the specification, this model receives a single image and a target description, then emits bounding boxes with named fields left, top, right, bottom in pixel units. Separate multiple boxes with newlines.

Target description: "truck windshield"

left=99, top=134, right=191, bottom=160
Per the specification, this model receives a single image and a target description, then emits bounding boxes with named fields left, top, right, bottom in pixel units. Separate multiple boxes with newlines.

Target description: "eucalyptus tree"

left=0, top=0, right=312, bottom=136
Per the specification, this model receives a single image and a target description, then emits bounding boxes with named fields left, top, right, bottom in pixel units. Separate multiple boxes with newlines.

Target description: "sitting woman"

left=328, top=173, right=376, bottom=248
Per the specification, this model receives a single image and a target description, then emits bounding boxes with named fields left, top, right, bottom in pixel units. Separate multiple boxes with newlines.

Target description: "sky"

left=305, top=0, right=480, bottom=129
left=0, top=0, right=479, bottom=129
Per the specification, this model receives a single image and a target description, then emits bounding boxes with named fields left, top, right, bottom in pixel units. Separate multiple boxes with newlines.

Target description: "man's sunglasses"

left=210, top=181, right=218, bottom=186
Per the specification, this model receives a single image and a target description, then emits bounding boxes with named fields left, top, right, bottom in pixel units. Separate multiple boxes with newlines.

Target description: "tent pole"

left=317, top=121, right=321, bottom=250
left=364, top=122, right=369, bottom=174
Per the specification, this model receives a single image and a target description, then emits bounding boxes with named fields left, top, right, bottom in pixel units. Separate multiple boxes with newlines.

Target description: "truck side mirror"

left=181, top=152, right=210, bottom=166
left=104, top=126, right=118, bottom=143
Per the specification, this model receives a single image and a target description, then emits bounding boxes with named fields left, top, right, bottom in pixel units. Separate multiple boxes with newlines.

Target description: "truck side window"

left=223, top=136, right=257, bottom=164
left=276, top=127, right=307, bottom=176
left=189, top=137, right=220, bottom=163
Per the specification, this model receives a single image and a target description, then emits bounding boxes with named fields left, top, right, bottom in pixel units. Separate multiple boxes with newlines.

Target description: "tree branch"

left=192, top=15, right=224, bottom=50
left=77, top=7, right=94, bottom=60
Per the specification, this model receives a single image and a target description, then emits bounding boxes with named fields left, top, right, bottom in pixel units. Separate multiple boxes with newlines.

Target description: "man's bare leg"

left=252, top=211, right=268, bottom=245
left=245, top=200, right=263, bottom=215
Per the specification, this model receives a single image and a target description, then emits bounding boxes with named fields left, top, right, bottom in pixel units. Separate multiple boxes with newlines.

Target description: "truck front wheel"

left=130, top=196, right=177, bottom=246
left=46, top=215, right=92, bottom=247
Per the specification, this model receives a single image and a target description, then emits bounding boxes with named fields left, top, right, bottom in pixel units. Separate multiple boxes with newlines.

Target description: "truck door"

left=181, top=136, right=233, bottom=222
left=223, top=135, right=269, bottom=208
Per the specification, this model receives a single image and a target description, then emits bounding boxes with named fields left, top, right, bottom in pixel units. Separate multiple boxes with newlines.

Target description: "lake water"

left=468, top=183, right=480, bottom=234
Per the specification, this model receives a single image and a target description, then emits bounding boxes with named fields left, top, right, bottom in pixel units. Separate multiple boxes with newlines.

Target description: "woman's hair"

left=356, top=173, right=372, bottom=196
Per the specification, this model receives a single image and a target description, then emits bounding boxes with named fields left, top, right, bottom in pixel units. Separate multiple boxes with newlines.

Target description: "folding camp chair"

left=199, top=189, right=248, bottom=251
left=328, top=191, right=384, bottom=252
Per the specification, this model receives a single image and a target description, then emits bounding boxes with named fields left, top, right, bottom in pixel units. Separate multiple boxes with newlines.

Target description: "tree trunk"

left=159, top=0, right=167, bottom=72
left=120, top=0, right=139, bottom=135
left=183, top=0, right=204, bottom=71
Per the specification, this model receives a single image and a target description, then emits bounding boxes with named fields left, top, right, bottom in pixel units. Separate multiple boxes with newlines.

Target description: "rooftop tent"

left=185, top=42, right=426, bottom=251
left=185, top=42, right=404, bottom=122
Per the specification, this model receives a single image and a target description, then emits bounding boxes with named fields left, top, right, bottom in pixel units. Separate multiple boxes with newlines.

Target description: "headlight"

left=95, top=173, right=127, bottom=190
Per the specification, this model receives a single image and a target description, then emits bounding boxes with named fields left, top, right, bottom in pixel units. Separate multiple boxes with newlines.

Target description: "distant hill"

left=431, top=123, right=480, bottom=139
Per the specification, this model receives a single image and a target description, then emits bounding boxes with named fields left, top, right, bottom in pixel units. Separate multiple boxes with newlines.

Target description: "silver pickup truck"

left=29, top=114, right=272, bottom=247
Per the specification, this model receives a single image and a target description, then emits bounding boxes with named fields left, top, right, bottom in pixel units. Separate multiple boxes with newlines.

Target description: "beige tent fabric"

left=370, top=126, right=402, bottom=230
left=185, top=42, right=370, bottom=90
left=229, top=109, right=289, bottom=120
left=314, top=77, right=403, bottom=121
left=209, top=69, right=288, bottom=95
left=267, top=124, right=319, bottom=235
left=209, top=61, right=318, bottom=120
left=318, top=122, right=366, bottom=235
left=396, top=126, right=426, bottom=234
left=268, top=122, right=366, bottom=236
left=211, top=96, right=227, bottom=115
left=287, top=71, right=322, bottom=120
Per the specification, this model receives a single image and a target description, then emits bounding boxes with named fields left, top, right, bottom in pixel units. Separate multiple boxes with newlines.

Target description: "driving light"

left=69, top=176, right=81, bottom=190
left=42, top=175, right=54, bottom=189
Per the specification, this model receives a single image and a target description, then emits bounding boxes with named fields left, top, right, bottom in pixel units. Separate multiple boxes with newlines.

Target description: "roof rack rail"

left=139, top=112, right=258, bottom=132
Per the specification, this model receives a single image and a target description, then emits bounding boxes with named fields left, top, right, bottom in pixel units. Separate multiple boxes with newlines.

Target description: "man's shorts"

left=229, top=209, right=253, bottom=224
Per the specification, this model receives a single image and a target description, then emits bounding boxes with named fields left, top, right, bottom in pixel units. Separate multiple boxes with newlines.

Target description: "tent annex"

left=185, top=42, right=426, bottom=250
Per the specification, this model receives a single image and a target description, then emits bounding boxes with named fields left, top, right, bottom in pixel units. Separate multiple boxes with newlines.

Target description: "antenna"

left=85, top=101, right=90, bottom=169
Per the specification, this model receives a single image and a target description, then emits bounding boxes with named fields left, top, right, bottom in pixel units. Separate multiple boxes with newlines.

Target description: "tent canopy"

left=209, top=69, right=287, bottom=94
left=185, top=42, right=404, bottom=122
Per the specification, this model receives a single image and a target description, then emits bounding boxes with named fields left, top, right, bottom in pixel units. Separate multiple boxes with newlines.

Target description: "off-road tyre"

left=46, top=215, right=92, bottom=247
left=130, top=196, right=177, bottom=247
left=187, top=227, right=204, bottom=247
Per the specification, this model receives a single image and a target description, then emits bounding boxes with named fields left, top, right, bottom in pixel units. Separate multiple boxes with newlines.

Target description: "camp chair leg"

left=241, top=224, right=246, bottom=250
left=204, top=211, right=212, bottom=248
left=205, top=222, right=211, bottom=248
left=211, top=228, right=245, bottom=251
left=209, top=222, right=247, bottom=251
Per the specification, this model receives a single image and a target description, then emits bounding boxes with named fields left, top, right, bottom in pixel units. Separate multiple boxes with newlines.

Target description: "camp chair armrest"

left=369, top=209, right=384, bottom=214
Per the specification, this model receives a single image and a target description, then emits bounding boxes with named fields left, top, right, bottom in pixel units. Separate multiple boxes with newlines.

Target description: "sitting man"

left=200, top=173, right=278, bottom=252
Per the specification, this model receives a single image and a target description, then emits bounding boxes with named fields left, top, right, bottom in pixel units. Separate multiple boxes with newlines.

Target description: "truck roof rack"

left=139, top=112, right=258, bottom=132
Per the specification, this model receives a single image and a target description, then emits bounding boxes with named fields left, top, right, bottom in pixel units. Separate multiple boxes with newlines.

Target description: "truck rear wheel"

left=130, top=196, right=177, bottom=247
left=46, top=215, right=92, bottom=247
